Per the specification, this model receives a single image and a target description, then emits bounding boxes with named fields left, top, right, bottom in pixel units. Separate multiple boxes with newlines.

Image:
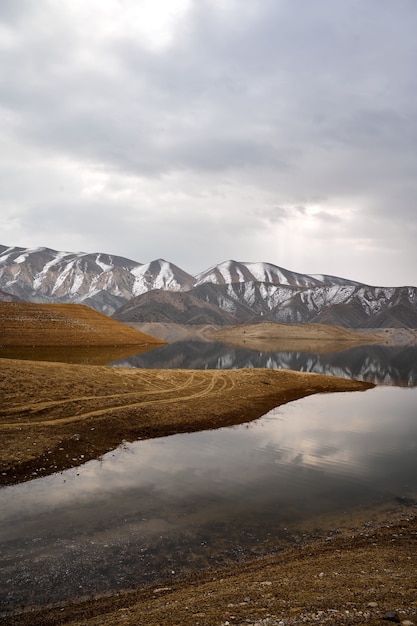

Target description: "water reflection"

left=1, top=387, right=416, bottom=611
left=112, top=341, right=417, bottom=386
left=0, top=344, right=156, bottom=365
left=2, top=338, right=416, bottom=387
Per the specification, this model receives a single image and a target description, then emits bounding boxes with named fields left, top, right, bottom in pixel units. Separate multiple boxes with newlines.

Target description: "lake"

left=1, top=385, right=416, bottom=612
left=2, top=339, right=417, bottom=387
left=110, top=341, right=417, bottom=387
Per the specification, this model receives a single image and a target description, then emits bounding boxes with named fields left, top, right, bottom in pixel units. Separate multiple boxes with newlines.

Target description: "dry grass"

left=0, top=359, right=372, bottom=485
left=0, top=302, right=165, bottom=346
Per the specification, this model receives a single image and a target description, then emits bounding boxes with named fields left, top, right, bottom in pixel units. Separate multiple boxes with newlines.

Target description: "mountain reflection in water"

left=111, top=341, right=417, bottom=387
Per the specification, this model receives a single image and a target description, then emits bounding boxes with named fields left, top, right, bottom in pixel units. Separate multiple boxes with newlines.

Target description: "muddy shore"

left=2, top=509, right=416, bottom=626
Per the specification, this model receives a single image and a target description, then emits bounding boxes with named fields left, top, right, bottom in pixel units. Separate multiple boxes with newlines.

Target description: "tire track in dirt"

left=1, top=360, right=373, bottom=487
left=0, top=371, right=234, bottom=428
left=0, top=371, right=201, bottom=419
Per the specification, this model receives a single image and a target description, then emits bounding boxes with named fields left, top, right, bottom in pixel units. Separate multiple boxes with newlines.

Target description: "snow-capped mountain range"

left=1, top=244, right=416, bottom=328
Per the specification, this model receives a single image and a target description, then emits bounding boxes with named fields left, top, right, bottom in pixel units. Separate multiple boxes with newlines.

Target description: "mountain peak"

left=130, top=258, right=196, bottom=296
left=1, top=244, right=416, bottom=327
left=194, top=260, right=356, bottom=289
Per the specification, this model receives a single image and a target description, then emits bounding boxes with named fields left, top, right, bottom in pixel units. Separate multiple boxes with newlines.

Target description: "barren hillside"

left=0, top=302, right=164, bottom=346
left=207, top=321, right=383, bottom=353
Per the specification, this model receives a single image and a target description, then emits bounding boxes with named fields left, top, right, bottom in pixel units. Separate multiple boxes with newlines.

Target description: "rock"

left=383, top=611, right=401, bottom=622
left=395, top=495, right=417, bottom=507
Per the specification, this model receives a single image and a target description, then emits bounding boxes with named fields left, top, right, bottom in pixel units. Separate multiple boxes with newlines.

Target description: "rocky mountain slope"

left=194, top=259, right=361, bottom=289
left=113, top=289, right=239, bottom=326
left=189, top=281, right=417, bottom=328
left=0, top=245, right=195, bottom=315
left=0, top=288, right=21, bottom=302
left=1, top=244, right=416, bottom=327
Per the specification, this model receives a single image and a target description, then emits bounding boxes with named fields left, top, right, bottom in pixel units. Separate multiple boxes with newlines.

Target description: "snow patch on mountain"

left=95, top=254, right=114, bottom=272
left=195, top=260, right=358, bottom=289
left=130, top=259, right=195, bottom=296
left=1, top=244, right=417, bottom=325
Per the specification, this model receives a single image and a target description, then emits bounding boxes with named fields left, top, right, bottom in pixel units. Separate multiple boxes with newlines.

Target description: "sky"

left=1, top=0, right=416, bottom=286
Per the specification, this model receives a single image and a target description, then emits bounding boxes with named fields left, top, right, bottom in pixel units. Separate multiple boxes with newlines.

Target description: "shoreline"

left=1, top=358, right=416, bottom=625
left=0, top=359, right=372, bottom=486
left=2, top=508, right=416, bottom=626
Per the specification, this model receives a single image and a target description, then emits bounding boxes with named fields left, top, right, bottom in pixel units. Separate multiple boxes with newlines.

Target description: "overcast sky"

left=1, top=0, right=416, bottom=285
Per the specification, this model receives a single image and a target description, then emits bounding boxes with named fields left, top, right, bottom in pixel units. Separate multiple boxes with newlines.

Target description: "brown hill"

left=208, top=321, right=384, bottom=353
left=0, top=302, right=164, bottom=346
left=113, top=289, right=239, bottom=325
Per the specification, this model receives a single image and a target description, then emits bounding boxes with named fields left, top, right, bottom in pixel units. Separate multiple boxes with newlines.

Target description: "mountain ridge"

left=1, top=244, right=416, bottom=328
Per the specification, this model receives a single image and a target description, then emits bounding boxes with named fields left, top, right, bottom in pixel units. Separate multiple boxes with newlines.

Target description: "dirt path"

left=0, top=359, right=372, bottom=486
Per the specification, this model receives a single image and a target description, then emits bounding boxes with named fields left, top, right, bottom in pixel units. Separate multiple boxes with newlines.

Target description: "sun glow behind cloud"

left=66, top=0, right=193, bottom=49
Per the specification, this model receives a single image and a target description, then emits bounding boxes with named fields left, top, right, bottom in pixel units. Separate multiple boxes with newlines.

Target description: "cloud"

left=1, top=0, right=416, bottom=285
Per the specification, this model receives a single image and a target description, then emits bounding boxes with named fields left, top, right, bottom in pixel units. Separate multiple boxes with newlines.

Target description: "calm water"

left=2, top=340, right=417, bottom=386
left=1, top=386, right=416, bottom=612
left=111, top=341, right=417, bottom=387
